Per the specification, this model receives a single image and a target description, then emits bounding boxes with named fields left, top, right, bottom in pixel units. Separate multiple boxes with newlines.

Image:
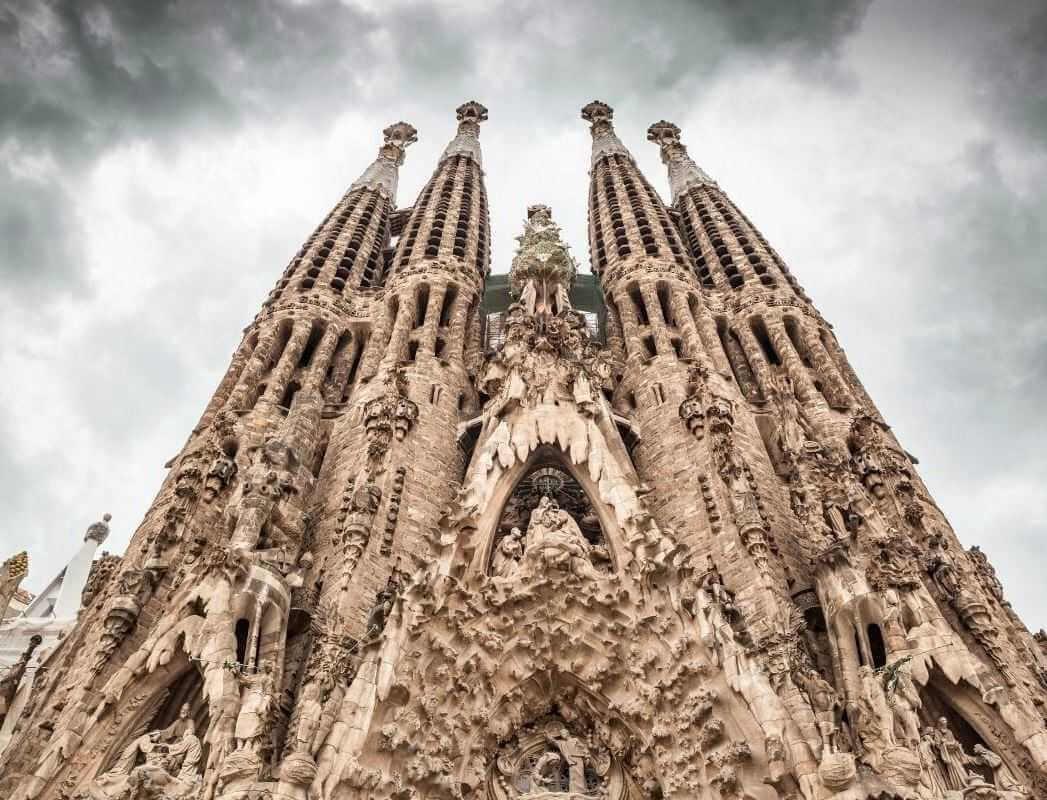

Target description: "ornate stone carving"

left=0, top=550, right=29, bottom=616
left=363, top=365, right=418, bottom=466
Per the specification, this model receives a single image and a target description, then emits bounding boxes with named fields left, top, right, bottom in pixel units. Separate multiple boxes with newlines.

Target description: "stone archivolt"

left=1, top=105, right=1045, bottom=800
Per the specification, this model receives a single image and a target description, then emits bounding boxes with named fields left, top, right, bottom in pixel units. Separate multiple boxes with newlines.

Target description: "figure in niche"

left=917, top=726, right=949, bottom=797
left=971, top=744, right=1028, bottom=794
left=491, top=527, right=525, bottom=579
left=856, top=664, right=896, bottom=763
left=493, top=465, right=610, bottom=581
left=932, top=716, right=974, bottom=790
left=90, top=711, right=203, bottom=800
left=521, top=496, right=600, bottom=581
left=795, top=667, right=842, bottom=756
left=233, top=662, right=276, bottom=754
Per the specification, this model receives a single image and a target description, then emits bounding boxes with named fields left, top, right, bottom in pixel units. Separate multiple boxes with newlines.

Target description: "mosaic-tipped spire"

left=350, top=121, right=418, bottom=198
left=441, top=101, right=488, bottom=165
left=647, top=120, right=716, bottom=203
left=581, top=100, right=632, bottom=166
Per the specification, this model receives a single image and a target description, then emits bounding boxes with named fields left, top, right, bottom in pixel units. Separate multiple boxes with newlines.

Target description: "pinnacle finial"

left=382, top=121, right=418, bottom=151
left=581, top=100, right=613, bottom=127
left=84, top=513, right=112, bottom=544
left=456, top=101, right=488, bottom=127
left=646, top=119, right=715, bottom=200
left=647, top=120, right=682, bottom=148
left=442, top=102, right=487, bottom=164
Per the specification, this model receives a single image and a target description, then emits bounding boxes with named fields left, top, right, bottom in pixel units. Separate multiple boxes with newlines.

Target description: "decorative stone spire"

left=84, top=512, right=112, bottom=544
left=647, top=120, right=716, bottom=203
left=441, top=101, right=488, bottom=165
left=509, top=205, right=578, bottom=315
left=350, top=121, right=418, bottom=198
left=581, top=100, right=632, bottom=166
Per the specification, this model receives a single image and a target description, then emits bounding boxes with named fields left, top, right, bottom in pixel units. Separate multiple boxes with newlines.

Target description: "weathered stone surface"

left=0, top=103, right=1043, bottom=800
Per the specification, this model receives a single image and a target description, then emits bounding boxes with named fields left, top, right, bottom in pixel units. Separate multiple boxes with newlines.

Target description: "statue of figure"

left=521, top=497, right=599, bottom=580
left=234, top=663, right=276, bottom=753
left=519, top=278, right=538, bottom=315
left=93, top=720, right=202, bottom=799
left=292, top=673, right=334, bottom=757
left=154, top=703, right=194, bottom=744
left=363, top=573, right=402, bottom=641
left=857, top=665, right=895, bottom=761
left=971, top=743, right=1027, bottom=794
left=532, top=749, right=566, bottom=792
left=796, top=667, right=842, bottom=755
left=771, top=375, right=811, bottom=455
left=203, top=449, right=238, bottom=502
left=917, top=726, right=948, bottom=797
left=933, top=716, right=973, bottom=790
left=890, top=672, right=922, bottom=747
left=490, top=527, right=524, bottom=578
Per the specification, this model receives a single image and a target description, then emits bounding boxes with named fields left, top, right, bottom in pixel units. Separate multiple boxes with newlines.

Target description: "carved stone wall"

left=1, top=102, right=1044, bottom=800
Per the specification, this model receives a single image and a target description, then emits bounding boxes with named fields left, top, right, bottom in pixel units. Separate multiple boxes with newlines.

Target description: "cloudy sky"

left=1, top=0, right=1045, bottom=625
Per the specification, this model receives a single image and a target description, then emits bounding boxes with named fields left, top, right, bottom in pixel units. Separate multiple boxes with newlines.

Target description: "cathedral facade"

left=1, top=100, right=1045, bottom=800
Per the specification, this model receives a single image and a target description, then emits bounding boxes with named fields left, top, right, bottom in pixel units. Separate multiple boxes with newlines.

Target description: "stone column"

left=328, top=333, right=362, bottom=403
left=262, top=321, right=312, bottom=404
left=640, top=282, right=673, bottom=356
left=225, top=327, right=278, bottom=411
left=801, top=324, right=853, bottom=408
left=447, top=291, right=472, bottom=359
left=767, top=318, right=817, bottom=403
left=735, top=322, right=775, bottom=399
left=670, top=289, right=704, bottom=362
left=304, top=324, right=343, bottom=393
left=613, top=287, right=643, bottom=362
left=419, top=282, right=447, bottom=357
left=382, top=291, right=415, bottom=368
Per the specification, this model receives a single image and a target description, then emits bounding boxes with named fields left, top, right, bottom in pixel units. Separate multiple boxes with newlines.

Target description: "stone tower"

left=1, top=101, right=1045, bottom=800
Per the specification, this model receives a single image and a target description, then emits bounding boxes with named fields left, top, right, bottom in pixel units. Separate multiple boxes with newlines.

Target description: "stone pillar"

left=447, top=292, right=472, bottom=359
left=328, top=333, right=363, bottom=403
left=613, top=288, right=643, bottom=362
left=670, top=289, right=704, bottom=362
left=735, top=321, right=775, bottom=399
left=802, top=324, right=853, bottom=408
left=419, top=282, right=447, bottom=357
left=262, top=321, right=312, bottom=404
left=640, top=283, right=673, bottom=356
left=304, top=324, right=343, bottom=392
left=382, top=293, right=415, bottom=368
left=225, top=327, right=278, bottom=411
left=767, top=318, right=817, bottom=403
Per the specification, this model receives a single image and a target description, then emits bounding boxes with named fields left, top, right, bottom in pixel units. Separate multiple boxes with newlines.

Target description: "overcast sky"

left=1, top=0, right=1045, bottom=627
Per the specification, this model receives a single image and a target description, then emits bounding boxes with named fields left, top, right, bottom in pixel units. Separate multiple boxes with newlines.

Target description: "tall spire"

left=441, top=101, right=488, bottom=165
left=350, top=121, right=418, bottom=198
left=509, top=205, right=578, bottom=316
left=581, top=100, right=632, bottom=166
left=646, top=120, right=716, bottom=203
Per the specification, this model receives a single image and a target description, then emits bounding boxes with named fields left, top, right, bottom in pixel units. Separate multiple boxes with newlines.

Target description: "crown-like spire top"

left=441, top=100, right=488, bottom=165
left=647, top=120, right=716, bottom=203
left=351, top=121, right=418, bottom=197
left=509, top=204, right=577, bottom=316
left=581, top=100, right=632, bottom=166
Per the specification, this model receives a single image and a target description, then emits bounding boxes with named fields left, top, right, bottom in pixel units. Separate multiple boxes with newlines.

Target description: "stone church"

left=0, top=100, right=1044, bottom=800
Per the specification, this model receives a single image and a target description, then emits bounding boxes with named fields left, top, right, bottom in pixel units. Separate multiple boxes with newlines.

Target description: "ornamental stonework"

left=0, top=101, right=1043, bottom=800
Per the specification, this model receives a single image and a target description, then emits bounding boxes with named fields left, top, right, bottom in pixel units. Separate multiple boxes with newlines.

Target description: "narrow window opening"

left=656, top=282, right=673, bottom=326
left=407, top=340, right=420, bottom=362
left=750, top=317, right=781, bottom=365
left=414, top=284, right=430, bottom=329
left=279, top=381, right=301, bottom=413
left=430, top=384, right=443, bottom=404
left=234, top=619, right=250, bottom=668
left=628, top=285, right=649, bottom=325
left=642, top=335, right=657, bottom=358
left=652, top=383, right=665, bottom=404
left=854, top=630, right=866, bottom=667
left=867, top=624, right=887, bottom=669
left=439, top=284, right=458, bottom=327
left=434, top=337, right=446, bottom=358
left=297, top=321, right=326, bottom=369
